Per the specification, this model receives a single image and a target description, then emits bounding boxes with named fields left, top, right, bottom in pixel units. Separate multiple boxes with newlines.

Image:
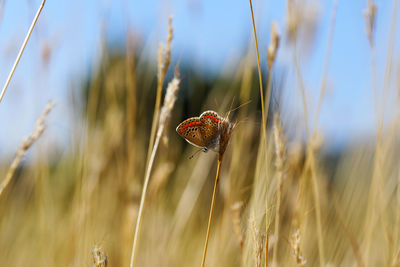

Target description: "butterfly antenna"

left=229, top=99, right=252, bottom=114
left=188, top=148, right=203, bottom=160
left=227, top=96, right=236, bottom=119
left=224, top=99, right=253, bottom=125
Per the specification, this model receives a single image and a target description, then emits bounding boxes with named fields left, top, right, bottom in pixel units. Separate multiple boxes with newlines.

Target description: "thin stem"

left=272, top=170, right=282, bottom=265
left=145, top=45, right=164, bottom=171
left=248, top=1, right=269, bottom=266
left=130, top=124, right=164, bottom=267
left=129, top=75, right=180, bottom=267
left=201, top=157, right=223, bottom=267
left=292, top=26, right=324, bottom=267
left=362, top=0, right=396, bottom=261
left=312, top=0, right=338, bottom=130
left=0, top=0, right=46, bottom=104
left=264, top=63, right=273, bottom=131
left=292, top=41, right=309, bottom=139
left=333, top=196, right=365, bottom=267
left=146, top=71, right=163, bottom=165
left=308, top=148, right=325, bottom=267
left=146, top=17, right=173, bottom=169
left=272, top=174, right=282, bottom=264
left=396, top=152, right=400, bottom=263
left=248, top=0, right=267, bottom=137
left=303, top=2, right=338, bottom=266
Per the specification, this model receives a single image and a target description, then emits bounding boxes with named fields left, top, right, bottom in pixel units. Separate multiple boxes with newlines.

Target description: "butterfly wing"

left=199, top=111, right=222, bottom=151
left=176, top=117, right=207, bottom=148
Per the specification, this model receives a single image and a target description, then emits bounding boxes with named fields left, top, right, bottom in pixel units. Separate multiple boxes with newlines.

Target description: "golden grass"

left=0, top=1, right=399, bottom=267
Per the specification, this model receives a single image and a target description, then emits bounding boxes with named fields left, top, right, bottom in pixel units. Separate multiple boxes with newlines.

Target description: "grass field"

left=0, top=1, right=399, bottom=266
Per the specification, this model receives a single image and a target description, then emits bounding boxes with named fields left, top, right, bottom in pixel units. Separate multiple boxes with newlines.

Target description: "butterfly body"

left=176, top=110, right=231, bottom=152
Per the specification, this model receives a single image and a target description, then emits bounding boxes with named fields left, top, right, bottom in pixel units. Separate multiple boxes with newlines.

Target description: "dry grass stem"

left=248, top=1, right=271, bottom=266
left=313, top=0, right=338, bottom=129
left=272, top=113, right=286, bottom=266
left=249, top=215, right=264, bottom=267
left=363, top=1, right=399, bottom=263
left=363, top=2, right=377, bottom=47
left=286, top=0, right=299, bottom=42
left=289, top=3, right=339, bottom=266
left=201, top=158, right=223, bottom=267
left=308, top=147, right=325, bottom=267
left=302, top=3, right=338, bottom=266
left=292, top=41, right=310, bottom=138
left=0, top=0, right=46, bottom=104
left=267, top=22, right=280, bottom=71
left=265, top=21, right=280, bottom=129
left=396, top=166, right=400, bottom=263
left=130, top=74, right=180, bottom=267
left=333, top=197, right=365, bottom=267
left=290, top=229, right=306, bottom=267
left=248, top=0, right=267, bottom=138
left=380, top=0, right=398, bottom=126
left=146, top=16, right=173, bottom=166
left=362, top=2, right=379, bottom=261
left=286, top=0, right=319, bottom=47
left=393, top=248, right=400, bottom=267
left=92, top=246, right=108, bottom=267
left=201, top=115, right=233, bottom=266
left=231, top=201, right=244, bottom=250
left=0, top=101, right=54, bottom=197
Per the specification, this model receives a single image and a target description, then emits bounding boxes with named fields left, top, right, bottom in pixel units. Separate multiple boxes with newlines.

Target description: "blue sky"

left=0, top=0, right=399, bottom=156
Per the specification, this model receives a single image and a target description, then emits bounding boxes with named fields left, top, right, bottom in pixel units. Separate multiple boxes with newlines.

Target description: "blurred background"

left=0, top=0, right=399, bottom=266
left=0, top=0, right=399, bottom=152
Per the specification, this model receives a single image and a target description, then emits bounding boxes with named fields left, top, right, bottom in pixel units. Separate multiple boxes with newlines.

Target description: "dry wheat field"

left=0, top=0, right=399, bottom=266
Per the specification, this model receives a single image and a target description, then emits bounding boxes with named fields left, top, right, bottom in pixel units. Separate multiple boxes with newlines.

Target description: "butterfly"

left=176, top=110, right=233, bottom=153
